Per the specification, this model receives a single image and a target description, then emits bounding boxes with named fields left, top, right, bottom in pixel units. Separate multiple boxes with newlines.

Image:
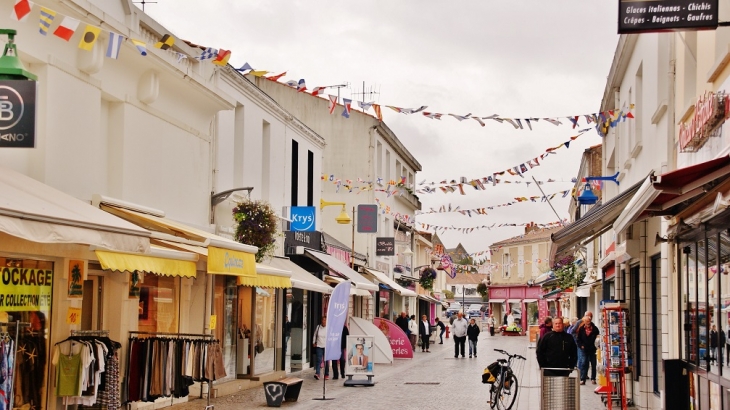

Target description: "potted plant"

left=419, top=268, right=437, bottom=290
left=232, top=199, right=279, bottom=262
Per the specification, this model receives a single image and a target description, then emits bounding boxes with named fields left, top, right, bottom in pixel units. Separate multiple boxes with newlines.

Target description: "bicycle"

left=485, top=348, right=526, bottom=410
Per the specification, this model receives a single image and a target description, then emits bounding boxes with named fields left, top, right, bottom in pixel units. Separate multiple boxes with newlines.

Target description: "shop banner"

left=618, top=0, right=718, bottom=34
left=324, top=280, right=350, bottom=361
left=208, top=246, right=256, bottom=277
left=373, top=317, right=413, bottom=359
left=0, top=267, right=52, bottom=311
left=346, top=335, right=374, bottom=376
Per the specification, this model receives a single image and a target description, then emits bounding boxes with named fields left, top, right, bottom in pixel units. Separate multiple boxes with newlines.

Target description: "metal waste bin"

left=540, top=368, right=580, bottom=410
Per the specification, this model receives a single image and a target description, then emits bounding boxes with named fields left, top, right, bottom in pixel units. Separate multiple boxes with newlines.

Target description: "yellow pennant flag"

left=249, top=70, right=269, bottom=77
left=78, top=24, right=101, bottom=51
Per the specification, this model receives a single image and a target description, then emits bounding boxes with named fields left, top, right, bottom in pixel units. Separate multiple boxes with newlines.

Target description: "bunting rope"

left=420, top=219, right=566, bottom=234
left=415, top=189, right=573, bottom=216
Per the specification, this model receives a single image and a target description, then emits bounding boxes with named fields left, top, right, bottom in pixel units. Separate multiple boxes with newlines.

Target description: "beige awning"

left=324, top=275, right=371, bottom=297
left=303, top=249, right=378, bottom=291
left=265, top=257, right=332, bottom=294
left=362, top=268, right=418, bottom=297
left=0, top=166, right=150, bottom=253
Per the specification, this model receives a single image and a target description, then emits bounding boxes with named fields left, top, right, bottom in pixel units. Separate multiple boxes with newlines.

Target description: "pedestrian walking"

left=395, top=311, right=409, bottom=335
left=711, top=324, right=719, bottom=360
left=435, top=317, right=446, bottom=344
left=576, top=316, right=599, bottom=384
left=408, top=314, right=418, bottom=350
left=467, top=318, right=480, bottom=358
left=452, top=312, right=468, bottom=358
left=312, top=316, right=330, bottom=380
left=419, top=315, right=432, bottom=352
left=487, top=314, right=496, bottom=336
left=536, top=316, right=577, bottom=377
left=332, top=323, right=349, bottom=380
left=539, top=317, right=552, bottom=340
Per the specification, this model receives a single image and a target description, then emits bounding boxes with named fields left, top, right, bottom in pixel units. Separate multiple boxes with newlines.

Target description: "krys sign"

left=290, top=206, right=316, bottom=232
left=0, top=80, right=36, bottom=148
left=0, top=267, right=52, bottom=311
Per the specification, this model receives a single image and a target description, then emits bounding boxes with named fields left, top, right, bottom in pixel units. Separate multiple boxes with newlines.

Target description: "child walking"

left=467, top=318, right=481, bottom=358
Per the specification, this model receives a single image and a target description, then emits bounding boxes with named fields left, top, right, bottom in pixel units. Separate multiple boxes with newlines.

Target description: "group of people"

left=535, top=311, right=599, bottom=384
left=395, top=312, right=446, bottom=353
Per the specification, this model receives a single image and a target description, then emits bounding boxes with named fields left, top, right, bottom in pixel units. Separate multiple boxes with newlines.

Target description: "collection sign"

left=0, top=80, right=36, bottom=148
left=679, top=91, right=729, bottom=152
left=357, top=204, right=378, bottom=233
left=0, top=267, right=52, bottom=311
left=376, top=237, right=395, bottom=256
left=618, top=0, right=718, bottom=34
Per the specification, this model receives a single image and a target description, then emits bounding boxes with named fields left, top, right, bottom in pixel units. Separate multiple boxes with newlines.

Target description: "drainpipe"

left=665, top=30, right=678, bottom=361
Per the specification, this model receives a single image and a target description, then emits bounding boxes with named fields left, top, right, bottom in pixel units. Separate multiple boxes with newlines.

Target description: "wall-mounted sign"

left=0, top=267, right=52, bottom=311
left=618, top=0, right=719, bottom=34
left=357, top=204, right=378, bottom=233
left=0, top=80, right=36, bottom=148
left=68, top=260, right=85, bottom=299
left=376, top=237, right=395, bottom=256
left=290, top=206, right=316, bottom=232
left=679, top=91, right=729, bottom=152
left=284, top=230, right=323, bottom=251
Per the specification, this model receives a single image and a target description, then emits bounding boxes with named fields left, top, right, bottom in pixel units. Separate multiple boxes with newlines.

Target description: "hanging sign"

left=357, top=204, right=378, bottom=233
left=618, top=0, right=718, bottom=34
left=0, top=267, right=52, bottom=311
left=209, top=315, right=217, bottom=330
left=290, top=206, right=316, bottom=232
left=376, top=237, right=395, bottom=256
left=679, top=91, right=729, bottom=152
left=0, top=80, right=36, bottom=148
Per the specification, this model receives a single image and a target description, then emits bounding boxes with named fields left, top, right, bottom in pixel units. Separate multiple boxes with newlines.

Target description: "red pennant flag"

left=266, top=71, right=286, bottom=81
left=626, top=111, right=635, bottom=118
left=11, top=0, right=31, bottom=22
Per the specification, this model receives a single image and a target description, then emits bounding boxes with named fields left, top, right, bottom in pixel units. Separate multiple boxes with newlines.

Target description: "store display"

left=599, top=303, right=631, bottom=410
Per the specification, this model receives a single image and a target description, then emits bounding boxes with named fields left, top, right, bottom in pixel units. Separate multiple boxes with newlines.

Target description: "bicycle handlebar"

left=493, top=349, right=526, bottom=360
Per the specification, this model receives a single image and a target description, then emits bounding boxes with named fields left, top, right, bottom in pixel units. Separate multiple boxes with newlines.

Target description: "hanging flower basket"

left=476, top=282, right=488, bottom=297
left=419, top=268, right=437, bottom=290
left=232, top=199, right=278, bottom=262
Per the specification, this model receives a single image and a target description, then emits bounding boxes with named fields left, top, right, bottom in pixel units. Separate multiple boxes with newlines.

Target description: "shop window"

left=719, top=231, right=730, bottom=381
left=698, top=239, right=709, bottom=370
left=1, top=257, right=53, bottom=410
left=137, top=275, right=180, bottom=333
left=253, top=287, right=278, bottom=375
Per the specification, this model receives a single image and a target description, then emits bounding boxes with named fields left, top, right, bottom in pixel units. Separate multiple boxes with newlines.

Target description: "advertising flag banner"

left=324, top=280, right=350, bottom=361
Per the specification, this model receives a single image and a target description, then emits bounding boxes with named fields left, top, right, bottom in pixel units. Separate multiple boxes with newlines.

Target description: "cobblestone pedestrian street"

left=168, top=332, right=607, bottom=410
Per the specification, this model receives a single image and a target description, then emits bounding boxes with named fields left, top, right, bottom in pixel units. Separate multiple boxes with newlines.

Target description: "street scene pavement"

left=170, top=332, right=607, bottom=410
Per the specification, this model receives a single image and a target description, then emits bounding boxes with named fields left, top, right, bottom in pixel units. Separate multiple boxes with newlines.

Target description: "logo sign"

left=284, top=230, right=322, bottom=251
left=618, top=0, right=718, bottom=34
left=290, top=206, right=316, bottom=232
left=679, top=91, right=729, bottom=152
left=0, top=80, right=36, bottom=148
left=376, top=237, right=395, bottom=256
left=357, top=204, right=378, bottom=233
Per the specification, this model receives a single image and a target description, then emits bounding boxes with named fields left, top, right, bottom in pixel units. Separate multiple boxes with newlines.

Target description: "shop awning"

left=542, top=288, right=563, bottom=299
left=551, top=179, right=643, bottom=261
left=489, top=299, right=505, bottom=304
left=523, top=299, right=538, bottom=303
left=324, top=276, right=371, bottom=297
left=363, top=268, right=418, bottom=297
left=265, top=256, right=332, bottom=294
left=303, top=249, right=378, bottom=291
left=97, top=199, right=257, bottom=278
left=506, top=299, right=522, bottom=304
left=575, top=283, right=593, bottom=298
left=94, top=245, right=198, bottom=278
left=0, top=167, right=150, bottom=253
left=417, top=294, right=440, bottom=304
left=237, top=263, right=292, bottom=289
left=613, top=155, right=730, bottom=235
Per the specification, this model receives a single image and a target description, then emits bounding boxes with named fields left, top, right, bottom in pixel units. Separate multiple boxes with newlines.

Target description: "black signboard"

left=619, top=0, right=718, bottom=34
left=0, top=80, right=36, bottom=148
left=357, top=204, right=378, bottom=233
left=284, top=230, right=323, bottom=251
left=376, top=237, right=395, bottom=256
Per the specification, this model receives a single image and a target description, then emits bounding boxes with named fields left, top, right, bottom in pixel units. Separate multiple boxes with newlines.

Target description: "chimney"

left=524, top=222, right=537, bottom=234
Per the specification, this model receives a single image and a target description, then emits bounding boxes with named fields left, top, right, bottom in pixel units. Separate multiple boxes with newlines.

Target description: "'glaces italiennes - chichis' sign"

left=0, top=80, right=36, bottom=148
left=618, top=0, right=718, bottom=34
left=679, top=91, right=729, bottom=152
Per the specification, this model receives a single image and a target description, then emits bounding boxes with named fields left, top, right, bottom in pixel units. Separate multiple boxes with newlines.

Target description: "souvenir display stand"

left=598, top=303, right=631, bottom=410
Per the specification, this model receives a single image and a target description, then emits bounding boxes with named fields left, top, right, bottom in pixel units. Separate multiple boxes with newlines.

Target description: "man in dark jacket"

left=536, top=316, right=577, bottom=377
left=395, top=312, right=409, bottom=335
left=576, top=317, right=599, bottom=384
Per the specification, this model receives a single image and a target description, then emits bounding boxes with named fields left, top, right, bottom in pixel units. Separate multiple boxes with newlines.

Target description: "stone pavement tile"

left=163, top=333, right=610, bottom=410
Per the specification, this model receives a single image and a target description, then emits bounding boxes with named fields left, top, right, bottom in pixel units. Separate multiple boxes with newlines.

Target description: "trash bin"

left=430, top=326, right=438, bottom=343
left=540, top=368, right=580, bottom=410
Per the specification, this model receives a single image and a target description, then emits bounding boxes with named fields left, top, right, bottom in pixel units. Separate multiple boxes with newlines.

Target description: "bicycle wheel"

left=488, top=382, right=499, bottom=409
left=494, top=373, right=519, bottom=410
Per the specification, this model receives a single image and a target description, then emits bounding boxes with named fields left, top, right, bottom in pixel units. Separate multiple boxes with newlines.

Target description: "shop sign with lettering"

left=284, top=230, right=323, bottom=251
left=619, top=0, right=718, bottom=34
left=679, top=91, right=729, bottom=152
left=0, top=80, right=36, bottom=148
left=0, top=267, right=52, bottom=311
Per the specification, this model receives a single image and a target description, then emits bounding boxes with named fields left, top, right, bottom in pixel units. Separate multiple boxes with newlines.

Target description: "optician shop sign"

left=679, top=91, right=729, bottom=152
left=0, top=80, right=36, bottom=148
left=0, top=267, right=52, bottom=311
left=618, top=0, right=718, bottom=34
left=290, top=206, right=316, bottom=232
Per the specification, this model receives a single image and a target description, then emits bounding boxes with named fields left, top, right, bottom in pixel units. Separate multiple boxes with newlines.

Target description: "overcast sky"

left=145, top=1, right=620, bottom=257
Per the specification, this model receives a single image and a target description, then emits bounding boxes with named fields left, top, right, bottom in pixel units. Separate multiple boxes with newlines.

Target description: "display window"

left=253, top=287, right=277, bottom=375
left=213, top=275, right=238, bottom=382
left=137, top=274, right=180, bottom=333
left=1, top=257, right=53, bottom=410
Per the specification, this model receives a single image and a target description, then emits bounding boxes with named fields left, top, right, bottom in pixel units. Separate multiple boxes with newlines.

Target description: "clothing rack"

left=1, top=321, right=31, bottom=410
left=128, top=331, right=215, bottom=410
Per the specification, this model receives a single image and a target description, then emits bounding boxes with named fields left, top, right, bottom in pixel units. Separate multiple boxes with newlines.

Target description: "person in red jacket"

left=538, top=317, right=553, bottom=341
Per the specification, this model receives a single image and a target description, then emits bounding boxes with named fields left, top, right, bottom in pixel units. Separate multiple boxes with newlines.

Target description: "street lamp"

left=319, top=199, right=352, bottom=224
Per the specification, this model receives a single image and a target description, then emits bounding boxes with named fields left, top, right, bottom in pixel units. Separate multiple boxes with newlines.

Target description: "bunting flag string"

left=415, top=189, right=572, bottom=217
left=14, top=2, right=235, bottom=65
left=419, top=219, right=566, bottom=235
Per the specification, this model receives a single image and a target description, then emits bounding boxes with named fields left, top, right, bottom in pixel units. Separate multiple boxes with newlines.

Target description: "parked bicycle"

left=481, top=348, right=526, bottom=410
